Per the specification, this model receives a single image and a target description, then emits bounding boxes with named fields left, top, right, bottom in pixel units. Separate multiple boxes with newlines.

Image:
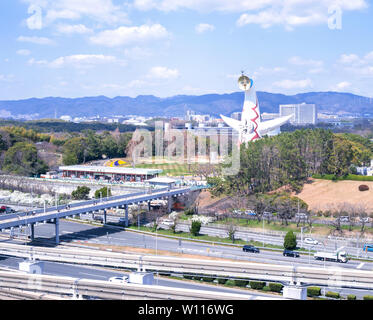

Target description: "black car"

left=243, top=245, right=260, bottom=253
left=283, top=249, right=300, bottom=257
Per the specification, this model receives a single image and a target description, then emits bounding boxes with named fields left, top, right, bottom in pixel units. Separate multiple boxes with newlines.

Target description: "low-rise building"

left=59, top=165, right=162, bottom=182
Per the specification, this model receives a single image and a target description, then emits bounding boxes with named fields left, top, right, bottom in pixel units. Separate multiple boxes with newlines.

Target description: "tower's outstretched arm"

left=258, top=114, right=293, bottom=135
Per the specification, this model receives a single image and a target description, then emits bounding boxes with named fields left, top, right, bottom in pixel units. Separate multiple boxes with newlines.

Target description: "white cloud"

left=0, top=75, right=14, bottom=82
left=253, top=66, right=287, bottom=77
left=123, top=47, right=153, bottom=60
left=17, top=36, right=54, bottom=45
left=44, top=0, right=129, bottom=25
left=90, top=24, right=169, bottom=47
left=133, top=0, right=273, bottom=13
left=335, top=81, right=351, bottom=90
left=29, top=54, right=124, bottom=69
left=336, top=51, right=373, bottom=76
left=289, top=56, right=323, bottom=68
left=16, top=49, right=32, bottom=56
left=147, top=66, right=179, bottom=79
left=133, top=0, right=367, bottom=29
left=28, top=58, right=48, bottom=65
left=236, top=1, right=367, bottom=29
left=195, top=23, right=215, bottom=34
left=273, top=78, right=313, bottom=90
left=56, top=24, right=93, bottom=34
left=338, top=53, right=363, bottom=65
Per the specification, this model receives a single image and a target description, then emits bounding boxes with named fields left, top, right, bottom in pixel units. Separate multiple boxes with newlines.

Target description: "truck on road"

left=314, top=251, right=348, bottom=263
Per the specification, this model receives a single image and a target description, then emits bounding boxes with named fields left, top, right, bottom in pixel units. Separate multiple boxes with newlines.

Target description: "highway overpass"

left=0, top=187, right=191, bottom=245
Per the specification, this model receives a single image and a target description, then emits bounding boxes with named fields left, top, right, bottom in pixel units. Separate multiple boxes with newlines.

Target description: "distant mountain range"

left=0, top=91, right=372, bottom=120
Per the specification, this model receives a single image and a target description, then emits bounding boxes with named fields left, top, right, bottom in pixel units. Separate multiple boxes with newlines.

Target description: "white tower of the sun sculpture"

left=221, top=74, right=293, bottom=144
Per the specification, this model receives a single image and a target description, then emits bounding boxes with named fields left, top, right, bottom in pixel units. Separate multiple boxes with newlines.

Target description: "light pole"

left=262, top=218, right=265, bottom=247
left=322, top=243, right=326, bottom=268
left=308, top=245, right=313, bottom=265
left=300, top=226, right=307, bottom=249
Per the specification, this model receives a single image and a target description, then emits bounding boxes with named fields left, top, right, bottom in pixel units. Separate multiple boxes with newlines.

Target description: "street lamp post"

left=262, top=218, right=265, bottom=247
left=308, top=244, right=315, bottom=265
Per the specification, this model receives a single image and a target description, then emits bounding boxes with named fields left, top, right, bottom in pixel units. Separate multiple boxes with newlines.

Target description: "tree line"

left=209, top=129, right=372, bottom=196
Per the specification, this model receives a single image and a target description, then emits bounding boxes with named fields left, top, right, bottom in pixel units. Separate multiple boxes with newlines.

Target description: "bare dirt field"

left=293, top=179, right=373, bottom=213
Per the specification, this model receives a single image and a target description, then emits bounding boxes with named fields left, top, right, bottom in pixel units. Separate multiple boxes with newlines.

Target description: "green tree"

left=284, top=231, right=297, bottom=250
left=94, top=186, right=112, bottom=199
left=62, top=137, right=87, bottom=165
left=71, top=186, right=91, bottom=200
left=2, top=141, right=48, bottom=176
left=190, top=220, right=201, bottom=236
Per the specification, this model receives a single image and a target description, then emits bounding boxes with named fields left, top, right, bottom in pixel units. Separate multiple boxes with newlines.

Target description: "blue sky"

left=0, top=0, right=372, bottom=100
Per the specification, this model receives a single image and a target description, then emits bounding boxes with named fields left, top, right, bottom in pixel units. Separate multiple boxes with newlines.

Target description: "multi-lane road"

left=1, top=219, right=373, bottom=299
left=2, top=218, right=373, bottom=272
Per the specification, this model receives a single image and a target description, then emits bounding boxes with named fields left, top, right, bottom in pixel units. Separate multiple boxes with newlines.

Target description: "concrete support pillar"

left=148, top=201, right=151, bottom=211
left=103, top=209, right=107, bottom=225
left=30, top=223, right=35, bottom=241
left=125, top=204, right=129, bottom=227
left=167, top=195, right=172, bottom=213
left=55, top=218, right=60, bottom=245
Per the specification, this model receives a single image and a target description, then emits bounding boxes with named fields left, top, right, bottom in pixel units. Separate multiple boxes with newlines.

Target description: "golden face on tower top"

left=238, top=75, right=253, bottom=91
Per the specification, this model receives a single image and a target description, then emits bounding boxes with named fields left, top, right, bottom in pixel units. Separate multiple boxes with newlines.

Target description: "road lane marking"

left=357, top=263, right=365, bottom=269
left=79, top=272, right=107, bottom=278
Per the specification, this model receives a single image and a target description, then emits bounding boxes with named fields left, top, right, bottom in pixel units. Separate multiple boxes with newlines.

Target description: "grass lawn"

left=211, top=217, right=373, bottom=237
left=134, top=162, right=194, bottom=176
left=127, top=225, right=312, bottom=252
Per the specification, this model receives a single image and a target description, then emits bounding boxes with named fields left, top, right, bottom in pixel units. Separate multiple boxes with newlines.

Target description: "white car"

left=108, top=276, right=129, bottom=284
left=304, top=238, right=319, bottom=245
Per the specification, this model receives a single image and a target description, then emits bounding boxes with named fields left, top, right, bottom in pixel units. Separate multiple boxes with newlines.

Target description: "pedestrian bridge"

left=0, top=187, right=191, bottom=245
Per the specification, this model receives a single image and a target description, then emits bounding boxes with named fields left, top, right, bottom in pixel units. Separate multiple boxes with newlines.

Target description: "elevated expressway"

left=1, top=242, right=372, bottom=291
left=0, top=187, right=190, bottom=245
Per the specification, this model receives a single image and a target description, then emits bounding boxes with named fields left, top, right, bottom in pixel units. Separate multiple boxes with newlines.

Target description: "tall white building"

left=279, top=103, right=317, bottom=125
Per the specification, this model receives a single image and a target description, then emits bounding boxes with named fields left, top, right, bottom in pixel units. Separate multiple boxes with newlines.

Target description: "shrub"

left=359, top=184, right=369, bottom=192
left=325, top=291, right=340, bottom=299
left=217, top=278, right=228, bottom=285
left=307, top=286, right=321, bottom=297
left=323, top=210, right=331, bottom=218
left=284, top=231, right=297, bottom=250
left=190, top=220, right=201, bottom=236
left=269, top=282, right=284, bottom=293
left=363, top=295, right=373, bottom=300
left=233, top=280, right=249, bottom=287
left=183, top=275, right=193, bottom=280
left=262, top=286, right=271, bottom=292
left=249, top=281, right=266, bottom=290
left=94, top=186, right=112, bottom=199
left=224, top=280, right=236, bottom=286
left=184, top=208, right=195, bottom=216
left=193, top=276, right=202, bottom=281
left=347, top=294, right=356, bottom=300
left=202, top=277, right=215, bottom=282
left=71, top=186, right=90, bottom=200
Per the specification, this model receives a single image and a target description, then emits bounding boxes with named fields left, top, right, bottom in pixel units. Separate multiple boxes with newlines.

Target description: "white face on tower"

left=238, top=75, right=253, bottom=91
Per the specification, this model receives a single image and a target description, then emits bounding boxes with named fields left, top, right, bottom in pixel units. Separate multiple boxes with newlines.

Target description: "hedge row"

left=307, top=287, right=321, bottom=297
left=363, top=295, right=373, bottom=300
left=217, top=278, right=228, bottom=285
left=234, top=280, right=249, bottom=287
left=269, top=283, right=284, bottom=293
left=325, top=291, right=340, bottom=299
left=249, top=281, right=266, bottom=290
left=313, top=174, right=373, bottom=182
